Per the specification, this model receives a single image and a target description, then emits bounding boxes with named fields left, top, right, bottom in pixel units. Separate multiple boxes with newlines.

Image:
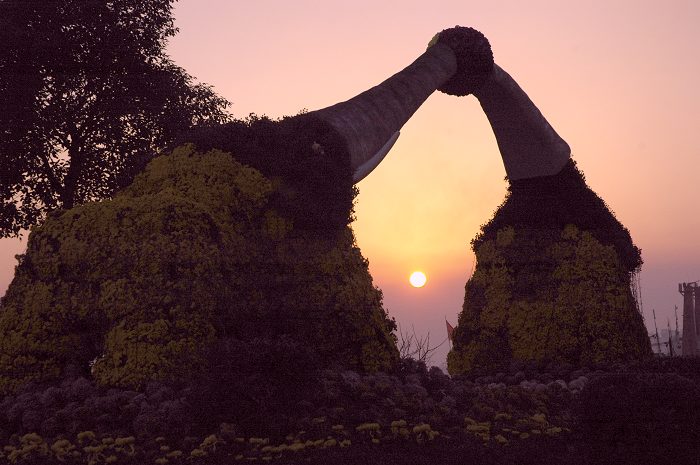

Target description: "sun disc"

left=409, top=271, right=427, bottom=288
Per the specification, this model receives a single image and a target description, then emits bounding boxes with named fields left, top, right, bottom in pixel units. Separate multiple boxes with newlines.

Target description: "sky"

left=1, top=0, right=699, bottom=369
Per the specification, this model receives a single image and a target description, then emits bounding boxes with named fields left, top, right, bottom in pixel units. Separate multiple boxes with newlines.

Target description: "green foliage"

left=473, top=161, right=642, bottom=272
left=0, top=0, right=230, bottom=236
left=449, top=162, right=651, bottom=376
left=175, top=112, right=356, bottom=233
left=0, top=145, right=398, bottom=394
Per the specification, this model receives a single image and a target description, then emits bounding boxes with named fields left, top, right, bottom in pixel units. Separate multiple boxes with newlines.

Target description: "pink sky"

left=2, top=0, right=699, bottom=368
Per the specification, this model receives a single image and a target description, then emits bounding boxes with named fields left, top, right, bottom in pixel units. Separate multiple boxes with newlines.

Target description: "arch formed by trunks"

left=0, top=27, right=650, bottom=396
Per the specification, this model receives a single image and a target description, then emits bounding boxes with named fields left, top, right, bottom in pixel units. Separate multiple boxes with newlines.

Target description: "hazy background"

left=2, top=0, right=698, bottom=369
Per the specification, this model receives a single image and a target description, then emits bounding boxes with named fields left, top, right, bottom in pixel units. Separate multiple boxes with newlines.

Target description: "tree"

left=0, top=0, right=230, bottom=237
left=396, top=324, right=444, bottom=366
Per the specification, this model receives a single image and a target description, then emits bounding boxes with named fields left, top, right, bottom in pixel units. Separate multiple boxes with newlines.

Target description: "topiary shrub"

left=0, top=133, right=398, bottom=395
left=173, top=112, right=356, bottom=233
left=448, top=161, right=651, bottom=376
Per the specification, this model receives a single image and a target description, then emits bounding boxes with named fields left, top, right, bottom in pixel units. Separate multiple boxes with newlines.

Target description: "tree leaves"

left=0, top=0, right=230, bottom=237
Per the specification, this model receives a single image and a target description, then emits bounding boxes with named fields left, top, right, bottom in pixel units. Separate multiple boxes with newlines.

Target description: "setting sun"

left=409, top=271, right=427, bottom=288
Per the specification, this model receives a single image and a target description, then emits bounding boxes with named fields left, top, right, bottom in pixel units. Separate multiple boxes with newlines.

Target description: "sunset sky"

left=1, top=0, right=699, bottom=368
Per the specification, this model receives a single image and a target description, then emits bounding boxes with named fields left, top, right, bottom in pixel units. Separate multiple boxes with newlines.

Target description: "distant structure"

left=678, top=282, right=700, bottom=356
left=652, top=308, right=662, bottom=354
left=649, top=327, right=681, bottom=356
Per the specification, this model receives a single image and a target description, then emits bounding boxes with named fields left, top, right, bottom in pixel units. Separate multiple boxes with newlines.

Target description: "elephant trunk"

left=474, top=64, right=571, bottom=180
left=310, top=26, right=493, bottom=183
left=310, top=43, right=455, bottom=182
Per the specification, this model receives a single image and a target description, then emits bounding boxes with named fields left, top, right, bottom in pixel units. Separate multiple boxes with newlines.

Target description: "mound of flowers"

left=0, top=142, right=398, bottom=395
left=1, top=357, right=697, bottom=464
left=448, top=161, right=652, bottom=375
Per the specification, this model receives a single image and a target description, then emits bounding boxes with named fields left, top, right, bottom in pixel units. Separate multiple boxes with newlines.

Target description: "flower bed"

left=1, top=357, right=698, bottom=464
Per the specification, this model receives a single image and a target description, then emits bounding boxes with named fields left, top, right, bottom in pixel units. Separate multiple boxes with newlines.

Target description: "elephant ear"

left=308, top=26, right=493, bottom=183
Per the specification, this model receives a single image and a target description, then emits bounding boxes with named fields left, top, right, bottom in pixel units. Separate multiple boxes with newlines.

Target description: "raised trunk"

left=310, top=42, right=458, bottom=182
left=474, top=64, right=570, bottom=181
